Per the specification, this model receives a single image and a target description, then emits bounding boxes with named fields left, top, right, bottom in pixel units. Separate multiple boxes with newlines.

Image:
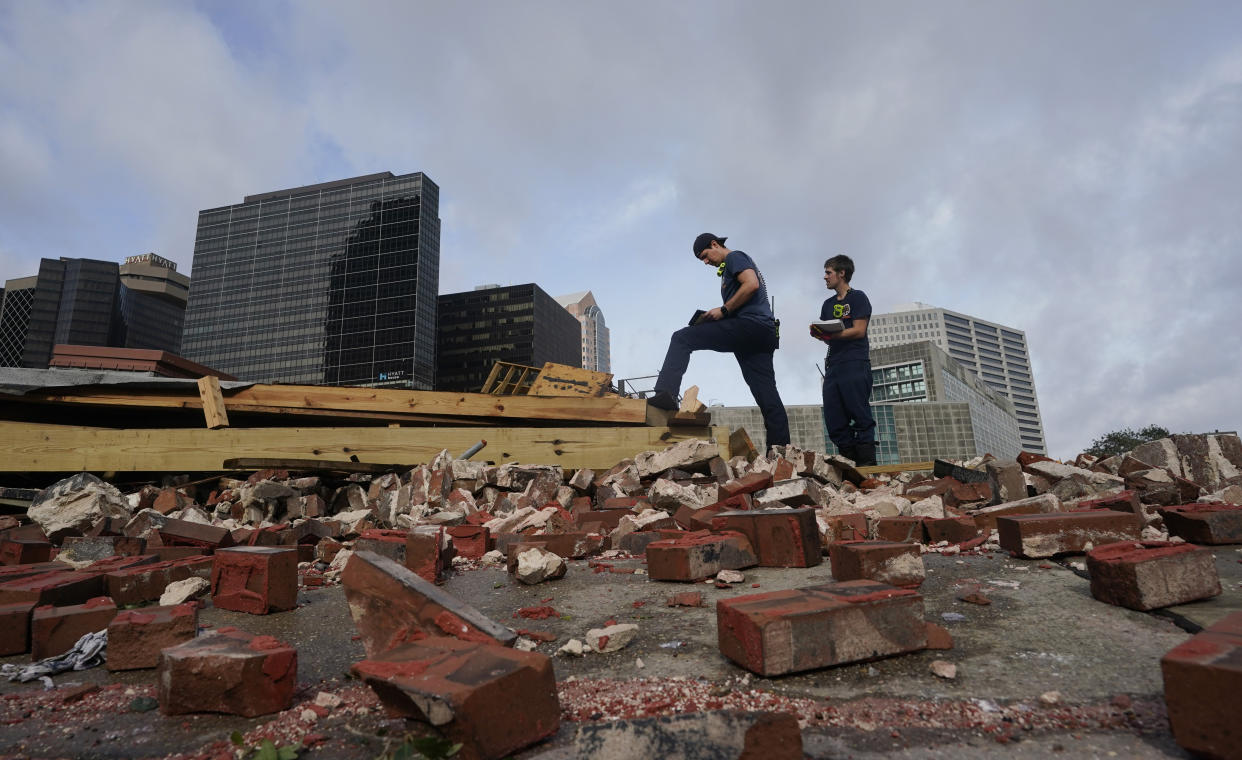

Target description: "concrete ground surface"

left=1, top=545, right=1239, bottom=759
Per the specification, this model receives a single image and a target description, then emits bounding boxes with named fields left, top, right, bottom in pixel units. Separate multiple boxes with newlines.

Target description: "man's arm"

left=814, top=316, right=868, bottom=342
left=706, top=269, right=759, bottom=321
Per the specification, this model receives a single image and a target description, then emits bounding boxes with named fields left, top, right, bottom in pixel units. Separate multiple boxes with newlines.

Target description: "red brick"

left=923, top=516, right=980, bottom=544
left=352, top=636, right=559, bottom=760
left=154, top=546, right=210, bottom=561
left=66, top=535, right=148, bottom=559
left=107, top=603, right=199, bottom=671
left=1159, top=504, right=1242, bottom=545
left=646, top=531, right=758, bottom=582
left=0, top=561, right=65, bottom=584
left=829, top=541, right=925, bottom=588
left=152, top=488, right=194, bottom=515
left=342, top=550, right=516, bottom=656
left=1072, top=490, right=1142, bottom=514
left=0, top=570, right=104, bottom=606
left=616, top=530, right=685, bottom=555
left=0, top=538, right=53, bottom=565
left=996, top=510, right=1143, bottom=559
left=406, top=526, right=451, bottom=584
left=1017, top=451, right=1054, bottom=467
left=574, top=510, right=628, bottom=530
left=872, top=516, right=924, bottom=543
left=674, top=504, right=723, bottom=532
left=104, top=556, right=213, bottom=606
left=1161, top=611, right=1242, bottom=759
left=944, top=481, right=993, bottom=508
left=819, top=513, right=868, bottom=548
left=158, top=627, right=296, bottom=717
left=712, top=508, right=822, bottom=567
left=446, top=525, right=492, bottom=559
left=536, top=532, right=605, bottom=560
left=600, top=496, right=646, bottom=510
left=716, top=580, right=927, bottom=676
left=158, top=518, right=234, bottom=550
left=83, top=554, right=160, bottom=574
left=971, top=493, right=1061, bottom=532
left=718, top=472, right=774, bottom=500
left=1087, top=541, right=1221, bottom=611
left=31, top=597, right=117, bottom=660
left=210, top=547, right=298, bottom=614
left=0, top=601, right=35, bottom=655
left=355, top=529, right=409, bottom=564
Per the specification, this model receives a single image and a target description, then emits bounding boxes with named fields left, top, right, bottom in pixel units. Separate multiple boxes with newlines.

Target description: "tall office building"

left=553, top=291, right=611, bottom=373
left=869, top=303, right=1046, bottom=454
left=181, top=172, right=440, bottom=388
left=710, top=341, right=1021, bottom=462
left=437, top=283, right=581, bottom=392
left=0, top=254, right=188, bottom=368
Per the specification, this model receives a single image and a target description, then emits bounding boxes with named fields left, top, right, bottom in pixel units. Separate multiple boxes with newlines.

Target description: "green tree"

left=1084, top=424, right=1172, bottom=458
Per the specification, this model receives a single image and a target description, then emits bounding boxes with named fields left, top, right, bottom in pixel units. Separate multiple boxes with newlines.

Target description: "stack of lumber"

left=0, top=368, right=725, bottom=474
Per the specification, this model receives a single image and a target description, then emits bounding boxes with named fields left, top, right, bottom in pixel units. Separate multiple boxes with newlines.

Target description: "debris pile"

left=0, top=430, right=1239, bottom=758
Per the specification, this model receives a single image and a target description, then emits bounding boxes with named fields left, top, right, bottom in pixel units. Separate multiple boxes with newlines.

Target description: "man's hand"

left=810, top=325, right=832, bottom=342
left=705, top=307, right=725, bottom=321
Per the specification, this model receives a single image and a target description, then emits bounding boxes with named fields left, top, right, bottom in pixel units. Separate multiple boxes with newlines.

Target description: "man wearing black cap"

left=648, top=233, right=791, bottom=449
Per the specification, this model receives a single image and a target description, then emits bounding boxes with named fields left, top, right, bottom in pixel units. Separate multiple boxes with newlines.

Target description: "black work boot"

left=647, top=390, right=678, bottom=411
left=836, top=444, right=857, bottom=464
left=854, top=442, right=877, bottom=467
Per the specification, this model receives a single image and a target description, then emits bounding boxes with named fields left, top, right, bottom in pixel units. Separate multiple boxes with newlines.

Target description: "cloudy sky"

left=2, top=1, right=1239, bottom=458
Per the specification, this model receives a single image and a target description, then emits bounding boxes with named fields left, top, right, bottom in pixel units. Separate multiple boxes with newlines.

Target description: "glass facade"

left=181, top=172, right=440, bottom=388
left=0, top=257, right=185, bottom=368
left=437, top=283, right=581, bottom=392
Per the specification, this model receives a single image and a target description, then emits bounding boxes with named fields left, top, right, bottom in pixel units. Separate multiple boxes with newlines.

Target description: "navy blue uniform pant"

left=822, top=359, right=875, bottom=449
left=655, top=317, right=790, bottom=447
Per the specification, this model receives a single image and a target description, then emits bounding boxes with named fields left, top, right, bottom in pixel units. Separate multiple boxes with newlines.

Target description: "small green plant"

left=376, top=734, right=462, bottom=760
left=230, top=732, right=301, bottom=760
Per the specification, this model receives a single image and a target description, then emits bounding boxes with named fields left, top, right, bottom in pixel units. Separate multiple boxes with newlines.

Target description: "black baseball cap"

left=693, top=233, right=726, bottom=256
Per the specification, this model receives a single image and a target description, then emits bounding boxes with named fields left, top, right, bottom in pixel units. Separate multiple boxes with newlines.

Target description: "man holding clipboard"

left=648, top=233, right=790, bottom=450
left=811, top=255, right=876, bottom=466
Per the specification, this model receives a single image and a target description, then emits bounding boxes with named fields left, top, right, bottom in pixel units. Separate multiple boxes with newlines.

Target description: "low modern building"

left=708, top=341, right=1022, bottom=463
left=554, top=291, right=611, bottom=374
left=869, top=302, right=1046, bottom=454
left=0, top=254, right=189, bottom=368
left=436, top=283, right=582, bottom=392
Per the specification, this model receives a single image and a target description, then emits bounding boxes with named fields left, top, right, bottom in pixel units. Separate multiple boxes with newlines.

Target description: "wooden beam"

left=0, top=420, right=730, bottom=472
left=678, top=385, right=705, bottom=414
left=857, top=461, right=936, bottom=476
left=196, top=376, right=229, bottom=429
left=23, top=384, right=649, bottom=425
left=528, top=362, right=613, bottom=397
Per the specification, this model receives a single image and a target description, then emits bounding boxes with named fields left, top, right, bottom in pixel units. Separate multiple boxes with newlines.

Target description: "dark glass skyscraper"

left=181, top=172, right=440, bottom=388
left=0, top=254, right=188, bottom=368
left=437, top=284, right=582, bottom=392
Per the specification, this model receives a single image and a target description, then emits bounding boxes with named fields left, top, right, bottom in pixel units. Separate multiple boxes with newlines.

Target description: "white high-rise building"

left=869, top=302, right=1047, bottom=454
left=554, top=291, right=611, bottom=373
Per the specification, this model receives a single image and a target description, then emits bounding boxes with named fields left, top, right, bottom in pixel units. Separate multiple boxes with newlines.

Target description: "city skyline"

left=2, top=2, right=1239, bottom=457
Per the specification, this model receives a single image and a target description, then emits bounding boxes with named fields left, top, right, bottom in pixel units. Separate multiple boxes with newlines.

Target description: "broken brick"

left=646, top=531, right=758, bottom=582
left=1087, top=541, right=1221, bottom=611
left=1161, top=611, right=1242, bottom=760
left=105, top=556, right=214, bottom=606
left=829, top=541, right=925, bottom=588
left=31, top=596, right=118, bottom=660
left=355, top=529, right=409, bottom=563
left=342, top=550, right=516, bottom=656
left=158, top=627, right=297, bottom=717
left=352, top=636, right=559, bottom=760
left=406, top=526, right=451, bottom=584
left=616, top=530, right=685, bottom=556
left=753, top=478, right=823, bottom=508
left=818, top=513, right=868, bottom=548
left=923, top=516, right=980, bottom=544
left=0, top=538, right=53, bottom=566
left=158, top=518, right=234, bottom=550
left=971, top=493, right=1061, bottom=532
left=107, top=603, right=199, bottom=670
left=446, top=525, right=492, bottom=559
left=666, top=592, right=704, bottom=607
left=0, top=601, right=35, bottom=655
left=996, top=510, right=1143, bottom=559
left=535, top=532, right=605, bottom=560
left=717, top=580, right=926, bottom=676
left=872, top=516, right=924, bottom=543
left=210, top=547, right=299, bottom=615
left=718, top=472, right=774, bottom=500
left=712, top=508, right=822, bottom=567
left=1158, top=504, right=1242, bottom=545
left=0, top=570, right=104, bottom=607
left=1072, top=490, right=1142, bottom=514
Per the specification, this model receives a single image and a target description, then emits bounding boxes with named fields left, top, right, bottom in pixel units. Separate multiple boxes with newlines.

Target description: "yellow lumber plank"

left=678, top=385, right=706, bottom=414
left=196, top=376, right=229, bottom=429
left=0, top=421, right=731, bottom=472
left=857, top=461, right=935, bottom=476
left=528, top=362, right=614, bottom=398
left=25, top=385, right=649, bottom=425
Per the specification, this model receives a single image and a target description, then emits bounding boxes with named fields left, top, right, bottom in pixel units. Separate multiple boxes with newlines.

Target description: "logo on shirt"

left=832, top=303, right=851, bottom=319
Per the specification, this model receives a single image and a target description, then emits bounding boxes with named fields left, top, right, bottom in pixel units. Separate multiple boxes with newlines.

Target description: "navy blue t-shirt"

left=820, top=288, right=871, bottom=361
left=722, top=250, right=774, bottom=324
